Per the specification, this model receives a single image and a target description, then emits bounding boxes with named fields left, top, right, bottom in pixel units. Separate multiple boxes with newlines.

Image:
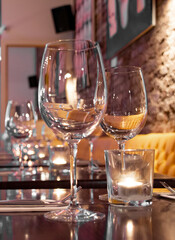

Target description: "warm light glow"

left=38, top=166, right=43, bottom=172
left=64, top=73, right=72, bottom=79
left=27, top=160, right=33, bottom=167
left=53, top=188, right=67, bottom=200
left=65, top=76, right=77, bottom=108
left=40, top=194, right=47, bottom=201
left=118, top=177, right=142, bottom=188
left=41, top=172, right=49, bottom=181
left=12, top=147, right=20, bottom=157
left=23, top=155, right=28, bottom=161
left=27, top=149, right=35, bottom=155
left=53, top=157, right=67, bottom=165
left=25, top=233, right=29, bottom=240
left=31, top=189, right=38, bottom=198
left=38, top=153, right=46, bottom=159
left=126, top=220, right=134, bottom=238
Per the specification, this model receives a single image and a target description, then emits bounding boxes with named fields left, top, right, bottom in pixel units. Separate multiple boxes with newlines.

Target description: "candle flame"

left=53, top=157, right=67, bottom=165
left=39, top=153, right=46, bottom=159
left=118, top=177, right=142, bottom=188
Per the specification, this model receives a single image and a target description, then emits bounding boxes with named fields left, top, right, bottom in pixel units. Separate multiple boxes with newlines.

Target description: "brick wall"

left=95, top=0, right=175, bottom=133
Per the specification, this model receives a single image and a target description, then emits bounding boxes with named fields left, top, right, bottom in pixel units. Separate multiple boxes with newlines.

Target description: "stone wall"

left=95, top=0, right=175, bottom=133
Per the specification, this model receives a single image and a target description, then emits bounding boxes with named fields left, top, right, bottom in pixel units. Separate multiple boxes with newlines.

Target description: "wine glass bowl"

left=101, top=66, right=147, bottom=149
left=38, top=39, right=107, bottom=222
left=5, top=100, right=37, bottom=176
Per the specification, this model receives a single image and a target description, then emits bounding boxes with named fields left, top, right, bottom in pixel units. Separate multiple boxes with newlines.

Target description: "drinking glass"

left=101, top=66, right=147, bottom=150
left=5, top=100, right=37, bottom=177
left=38, top=39, right=107, bottom=222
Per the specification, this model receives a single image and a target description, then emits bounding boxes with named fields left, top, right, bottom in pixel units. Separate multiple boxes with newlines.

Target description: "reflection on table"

left=0, top=146, right=175, bottom=239
left=0, top=187, right=175, bottom=240
left=0, top=149, right=175, bottom=191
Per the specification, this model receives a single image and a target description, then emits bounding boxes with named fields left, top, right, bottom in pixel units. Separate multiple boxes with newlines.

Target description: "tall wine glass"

left=38, top=39, right=107, bottom=222
left=101, top=66, right=147, bottom=150
left=5, top=100, right=37, bottom=177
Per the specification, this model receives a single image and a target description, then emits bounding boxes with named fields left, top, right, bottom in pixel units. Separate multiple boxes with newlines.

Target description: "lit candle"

left=53, top=156, right=67, bottom=165
left=117, top=177, right=144, bottom=200
left=27, top=149, right=35, bottom=155
left=38, top=152, right=46, bottom=159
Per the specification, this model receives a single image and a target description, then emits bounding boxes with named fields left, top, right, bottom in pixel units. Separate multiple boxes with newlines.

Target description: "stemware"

left=101, top=66, right=147, bottom=150
left=5, top=100, right=37, bottom=177
left=87, top=126, right=103, bottom=172
left=38, top=39, right=107, bottom=222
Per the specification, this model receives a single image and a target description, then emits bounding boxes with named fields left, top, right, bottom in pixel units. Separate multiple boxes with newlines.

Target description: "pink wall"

left=1, top=0, right=74, bottom=132
left=8, top=47, right=36, bottom=103
left=1, top=0, right=74, bottom=45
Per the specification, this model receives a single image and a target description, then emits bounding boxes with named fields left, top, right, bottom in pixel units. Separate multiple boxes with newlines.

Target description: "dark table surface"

left=0, top=150, right=175, bottom=239
left=0, top=187, right=175, bottom=240
left=0, top=151, right=175, bottom=240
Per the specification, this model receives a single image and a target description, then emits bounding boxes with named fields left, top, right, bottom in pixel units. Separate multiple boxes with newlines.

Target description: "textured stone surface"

left=95, top=0, right=175, bottom=133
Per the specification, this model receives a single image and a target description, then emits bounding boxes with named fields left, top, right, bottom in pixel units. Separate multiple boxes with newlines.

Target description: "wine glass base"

left=44, top=206, right=105, bottom=222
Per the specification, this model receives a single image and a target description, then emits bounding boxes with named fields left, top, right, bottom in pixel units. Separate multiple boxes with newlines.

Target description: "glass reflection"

left=0, top=215, right=13, bottom=239
left=106, top=205, right=152, bottom=240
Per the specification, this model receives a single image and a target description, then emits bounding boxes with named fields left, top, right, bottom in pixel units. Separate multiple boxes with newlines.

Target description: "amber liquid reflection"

left=106, top=205, right=152, bottom=240
left=101, top=112, right=146, bottom=141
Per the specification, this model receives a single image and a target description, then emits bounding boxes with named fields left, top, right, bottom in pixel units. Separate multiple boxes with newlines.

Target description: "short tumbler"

left=105, top=149, right=155, bottom=207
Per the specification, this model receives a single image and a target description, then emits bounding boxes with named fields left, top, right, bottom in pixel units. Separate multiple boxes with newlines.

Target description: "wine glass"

left=5, top=100, right=37, bottom=177
left=101, top=66, right=147, bottom=150
left=38, top=39, right=107, bottom=222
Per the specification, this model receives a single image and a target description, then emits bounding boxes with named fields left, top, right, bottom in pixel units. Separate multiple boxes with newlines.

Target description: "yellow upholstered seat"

left=36, top=120, right=175, bottom=177
left=78, top=133, right=175, bottom=177
left=35, top=120, right=63, bottom=146
left=126, top=133, right=175, bottom=177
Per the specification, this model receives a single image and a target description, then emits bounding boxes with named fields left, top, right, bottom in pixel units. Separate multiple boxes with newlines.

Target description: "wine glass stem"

left=69, top=141, right=79, bottom=208
left=19, top=143, right=24, bottom=172
left=118, top=141, right=126, bottom=170
left=89, top=140, right=94, bottom=169
left=118, top=141, right=125, bottom=150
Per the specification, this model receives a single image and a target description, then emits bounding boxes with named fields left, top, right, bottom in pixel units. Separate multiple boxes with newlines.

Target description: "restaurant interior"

left=0, top=0, right=175, bottom=239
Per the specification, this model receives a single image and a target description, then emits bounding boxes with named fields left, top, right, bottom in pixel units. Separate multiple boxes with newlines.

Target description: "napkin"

left=154, top=192, right=175, bottom=200
left=0, top=199, right=67, bottom=212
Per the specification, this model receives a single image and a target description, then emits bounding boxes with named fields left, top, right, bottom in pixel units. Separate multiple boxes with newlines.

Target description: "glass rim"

left=7, top=99, right=34, bottom=105
left=104, top=149, right=155, bottom=154
left=105, top=65, right=142, bottom=73
left=45, top=39, right=99, bottom=52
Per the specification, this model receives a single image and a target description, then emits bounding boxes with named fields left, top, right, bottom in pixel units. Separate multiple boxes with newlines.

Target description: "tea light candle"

left=53, top=156, right=67, bottom=165
left=27, top=149, right=35, bottom=155
left=38, top=152, right=46, bottom=159
left=118, top=177, right=143, bottom=198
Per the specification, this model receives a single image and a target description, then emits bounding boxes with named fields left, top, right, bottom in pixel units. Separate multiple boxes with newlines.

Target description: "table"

left=0, top=151, right=175, bottom=239
left=0, top=151, right=175, bottom=190
left=0, top=188, right=175, bottom=240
